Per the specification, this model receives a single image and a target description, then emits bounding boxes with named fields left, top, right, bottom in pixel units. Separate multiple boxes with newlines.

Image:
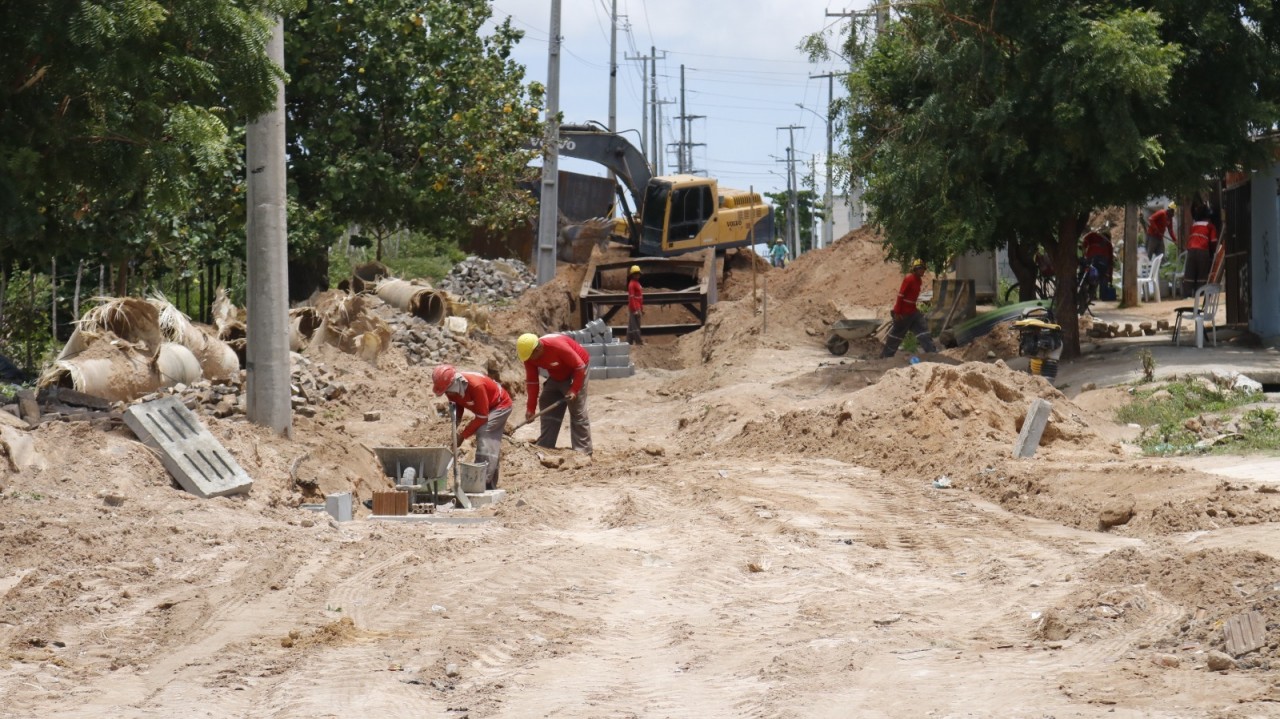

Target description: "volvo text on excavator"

left=532, top=123, right=775, bottom=257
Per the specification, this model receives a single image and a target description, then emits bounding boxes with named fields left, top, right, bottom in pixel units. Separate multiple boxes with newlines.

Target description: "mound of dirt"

left=727, top=360, right=1109, bottom=480
left=1043, top=547, right=1280, bottom=669
left=768, top=227, right=902, bottom=310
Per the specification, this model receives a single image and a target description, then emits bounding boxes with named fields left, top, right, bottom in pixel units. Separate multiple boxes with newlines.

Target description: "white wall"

left=1250, top=164, right=1280, bottom=341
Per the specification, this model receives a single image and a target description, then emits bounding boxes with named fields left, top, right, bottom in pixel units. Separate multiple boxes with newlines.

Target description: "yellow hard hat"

left=629, top=265, right=641, bottom=275
left=517, top=333, right=540, bottom=361
left=1168, top=201, right=1177, bottom=210
left=910, top=258, right=926, bottom=270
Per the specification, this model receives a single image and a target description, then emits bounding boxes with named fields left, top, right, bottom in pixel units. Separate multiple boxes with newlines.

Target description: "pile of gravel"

left=386, top=314, right=464, bottom=366
left=438, top=256, right=535, bottom=305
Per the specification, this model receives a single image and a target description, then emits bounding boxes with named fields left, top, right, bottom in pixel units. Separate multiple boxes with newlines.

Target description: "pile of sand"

left=769, top=227, right=903, bottom=309
left=727, top=360, right=1109, bottom=480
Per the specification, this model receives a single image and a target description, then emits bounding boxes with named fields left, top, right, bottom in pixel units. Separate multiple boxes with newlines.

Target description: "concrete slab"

left=366, top=515, right=494, bottom=525
left=123, top=396, right=253, bottom=498
left=1013, top=398, right=1052, bottom=459
left=325, top=492, right=353, bottom=522
left=1183, top=456, right=1280, bottom=485
left=1224, top=610, right=1266, bottom=657
left=465, top=489, right=508, bottom=507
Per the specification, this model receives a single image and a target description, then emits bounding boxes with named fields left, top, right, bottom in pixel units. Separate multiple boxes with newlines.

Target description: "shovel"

left=503, top=398, right=567, bottom=435
left=449, top=407, right=472, bottom=509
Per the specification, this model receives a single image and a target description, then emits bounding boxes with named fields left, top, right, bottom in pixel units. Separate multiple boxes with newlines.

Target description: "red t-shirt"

left=628, top=278, right=643, bottom=312
left=1147, top=208, right=1173, bottom=238
left=523, top=334, right=589, bottom=414
left=892, top=273, right=923, bottom=316
left=445, top=371, right=512, bottom=440
left=1187, top=220, right=1218, bottom=251
left=1081, top=232, right=1111, bottom=260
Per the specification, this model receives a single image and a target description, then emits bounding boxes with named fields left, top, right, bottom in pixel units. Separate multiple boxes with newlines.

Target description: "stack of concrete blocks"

left=562, top=319, right=636, bottom=380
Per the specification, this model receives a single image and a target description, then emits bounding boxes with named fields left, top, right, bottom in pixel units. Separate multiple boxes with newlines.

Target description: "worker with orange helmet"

left=626, top=265, right=645, bottom=346
left=432, top=364, right=512, bottom=490
left=516, top=332, right=592, bottom=455
left=881, top=258, right=938, bottom=358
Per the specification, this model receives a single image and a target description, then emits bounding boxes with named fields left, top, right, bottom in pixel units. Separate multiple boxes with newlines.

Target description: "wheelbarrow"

left=824, top=318, right=884, bottom=356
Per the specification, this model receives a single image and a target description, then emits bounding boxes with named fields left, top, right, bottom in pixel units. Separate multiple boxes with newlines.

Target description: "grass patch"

left=1116, top=376, right=1276, bottom=455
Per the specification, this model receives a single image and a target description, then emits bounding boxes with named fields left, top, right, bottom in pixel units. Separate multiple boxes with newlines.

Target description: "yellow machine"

left=549, top=124, right=775, bottom=257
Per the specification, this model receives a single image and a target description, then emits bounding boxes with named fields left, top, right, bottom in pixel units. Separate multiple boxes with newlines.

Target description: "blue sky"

left=485, top=0, right=872, bottom=199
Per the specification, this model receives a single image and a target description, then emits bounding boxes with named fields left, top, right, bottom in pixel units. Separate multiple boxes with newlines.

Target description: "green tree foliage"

left=285, top=0, right=545, bottom=263
left=764, top=188, right=821, bottom=253
left=810, top=1, right=1280, bottom=356
left=0, top=0, right=297, bottom=270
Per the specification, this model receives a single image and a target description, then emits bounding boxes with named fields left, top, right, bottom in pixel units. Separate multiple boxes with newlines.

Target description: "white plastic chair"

left=1173, top=283, right=1221, bottom=348
left=1137, top=253, right=1163, bottom=302
left=1170, top=251, right=1187, bottom=298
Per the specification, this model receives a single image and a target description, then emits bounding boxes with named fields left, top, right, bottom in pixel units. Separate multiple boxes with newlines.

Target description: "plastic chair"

left=1170, top=251, right=1187, bottom=298
left=1172, top=283, right=1221, bottom=348
left=1137, top=253, right=1163, bottom=302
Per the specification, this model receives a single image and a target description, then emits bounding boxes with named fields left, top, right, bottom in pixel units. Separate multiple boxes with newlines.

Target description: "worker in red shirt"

left=1144, top=201, right=1176, bottom=257
left=881, top=259, right=938, bottom=358
left=1183, top=206, right=1219, bottom=298
left=432, top=364, right=512, bottom=490
left=517, top=332, right=592, bottom=455
left=626, top=265, right=644, bottom=346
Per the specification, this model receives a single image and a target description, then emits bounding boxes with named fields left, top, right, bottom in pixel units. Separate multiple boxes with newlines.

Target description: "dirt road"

left=4, top=232, right=1280, bottom=717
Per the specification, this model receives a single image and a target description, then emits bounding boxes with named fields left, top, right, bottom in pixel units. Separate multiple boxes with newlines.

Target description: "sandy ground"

left=4, top=229, right=1280, bottom=718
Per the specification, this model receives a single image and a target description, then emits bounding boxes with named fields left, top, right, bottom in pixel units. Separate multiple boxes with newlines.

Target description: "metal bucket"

left=458, top=461, right=488, bottom=494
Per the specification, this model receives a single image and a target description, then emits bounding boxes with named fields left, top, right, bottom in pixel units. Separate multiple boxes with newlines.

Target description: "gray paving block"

left=606, top=365, right=635, bottom=379
left=605, top=354, right=631, bottom=368
left=585, top=343, right=605, bottom=358
left=589, top=356, right=606, bottom=368
left=589, top=367, right=610, bottom=380
left=123, top=396, right=253, bottom=498
left=1224, top=610, right=1266, bottom=656
left=604, top=342, right=630, bottom=357
left=464, top=489, right=508, bottom=507
left=325, top=492, right=353, bottom=522
left=1012, top=398, right=1052, bottom=458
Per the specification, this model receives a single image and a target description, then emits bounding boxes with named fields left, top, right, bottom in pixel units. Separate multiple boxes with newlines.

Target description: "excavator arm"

left=533, top=123, right=653, bottom=204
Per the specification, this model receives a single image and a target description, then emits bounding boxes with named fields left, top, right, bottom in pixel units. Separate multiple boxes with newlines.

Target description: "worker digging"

left=517, top=332, right=593, bottom=455
left=432, top=363, right=512, bottom=490
left=881, top=258, right=938, bottom=358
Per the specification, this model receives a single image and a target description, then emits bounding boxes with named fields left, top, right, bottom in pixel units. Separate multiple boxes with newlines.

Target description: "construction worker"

left=881, top=259, right=938, bottom=358
left=1183, top=205, right=1218, bottom=298
left=517, top=332, right=592, bottom=455
left=769, top=238, right=789, bottom=268
left=1144, top=201, right=1176, bottom=257
left=627, top=265, right=644, bottom=346
left=432, top=364, right=512, bottom=490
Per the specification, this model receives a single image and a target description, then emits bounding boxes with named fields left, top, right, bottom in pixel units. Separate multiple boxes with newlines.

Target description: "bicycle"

left=1003, top=268, right=1057, bottom=305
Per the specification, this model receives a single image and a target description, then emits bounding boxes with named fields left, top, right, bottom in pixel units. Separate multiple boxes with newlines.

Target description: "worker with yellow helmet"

left=516, top=331, right=592, bottom=454
left=626, top=265, right=645, bottom=346
left=881, top=259, right=937, bottom=358
left=1144, top=200, right=1176, bottom=257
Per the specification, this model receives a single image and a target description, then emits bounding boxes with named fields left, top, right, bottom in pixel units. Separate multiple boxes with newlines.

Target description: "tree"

left=0, top=0, right=295, bottom=275
left=285, top=0, right=545, bottom=285
left=812, top=1, right=1280, bottom=356
left=764, top=188, right=821, bottom=253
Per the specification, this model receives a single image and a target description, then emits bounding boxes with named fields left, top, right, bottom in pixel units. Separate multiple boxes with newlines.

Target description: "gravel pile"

left=438, top=256, right=535, bottom=305
left=136, top=356, right=349, bottom=419
left=386, top=314, right=464, bottom=366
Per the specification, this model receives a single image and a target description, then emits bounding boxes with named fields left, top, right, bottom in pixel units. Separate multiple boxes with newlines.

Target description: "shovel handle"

left=507, top=398, right=568, bottom=433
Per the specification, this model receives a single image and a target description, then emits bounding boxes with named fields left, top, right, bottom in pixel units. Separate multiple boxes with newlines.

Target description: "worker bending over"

left=432, top=364, right=512, bottom=490
left=881, top=259, right=938, bottom=358
left=517, top=332, right=592, bottom=455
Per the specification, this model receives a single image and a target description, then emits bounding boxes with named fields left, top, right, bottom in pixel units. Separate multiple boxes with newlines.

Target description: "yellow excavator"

left=540, top=123, right=775, bottom=257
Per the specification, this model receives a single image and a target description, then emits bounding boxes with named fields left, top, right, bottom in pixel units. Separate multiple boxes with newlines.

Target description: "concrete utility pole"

left=778, top=124, right=804, bottom=257
left=651, top=47, right=660, bottom=171
left=624, top=45, right=656, bottom=160
left=245, top=16, right=291, bottom=436
left=535, top=0, right=562, bottom=286
left=608, top=0, right=617, bottom=137
left=809, top=73, right=838, bottom=249
left=678, top=65, right=687, bottom=174
left=655, top=98, right=675, bottom=175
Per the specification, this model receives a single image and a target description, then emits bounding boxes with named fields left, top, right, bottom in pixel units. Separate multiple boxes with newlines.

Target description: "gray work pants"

left=881, top=311, right=937, bottom=358
left=537, top=377, right=592, bottom=454
left=473, top=405, right=511, bottom=490
left=627, top=310, right=643, bottom=345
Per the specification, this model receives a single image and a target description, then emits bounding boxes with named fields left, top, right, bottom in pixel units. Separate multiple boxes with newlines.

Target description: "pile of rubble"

left=1087, top=318, right=1171, bottom=339
left=133, top=354, right=349, bottom=420
left=437, top=256, right=535, bottom=305
left=384, top=314, right=464, bottom=366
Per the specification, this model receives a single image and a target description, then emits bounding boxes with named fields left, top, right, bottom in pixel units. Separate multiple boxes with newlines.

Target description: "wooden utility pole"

left=245, top=16, right=292, bottom=436
left=1122, top=203, right=1138, bottom=307
left=535, top=0, right=562, bottom=286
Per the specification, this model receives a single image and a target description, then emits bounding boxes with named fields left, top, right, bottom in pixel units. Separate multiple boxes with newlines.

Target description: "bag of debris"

left=310, top=292, right=393, bottom=362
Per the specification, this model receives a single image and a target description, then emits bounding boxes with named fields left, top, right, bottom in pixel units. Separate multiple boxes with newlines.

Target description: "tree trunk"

left=50, top=257, right=57, bottom=340
left=1006, top=236, right=1040, bottom=302
left=1121, top=204, right=1138, bottom=307
left=26, top=269, right=35, bottom=371
left=375, top=227, right=385, bottom=262
left=73, top=259, right=84, bottom=322
left=98, top=263, right=104, bottom=297
left=115, top=261, right=129, bottom=297
left=1050, top=214, right=1087, bottom=359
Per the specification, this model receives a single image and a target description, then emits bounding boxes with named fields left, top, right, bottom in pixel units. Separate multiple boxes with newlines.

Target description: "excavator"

left=535, top=123, right=775, bottom=257
left=530, top=123, right=776, bottom=335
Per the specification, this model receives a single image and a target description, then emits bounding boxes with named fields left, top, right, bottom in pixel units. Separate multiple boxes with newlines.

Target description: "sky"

left=484, top=0, right=873, bottom=200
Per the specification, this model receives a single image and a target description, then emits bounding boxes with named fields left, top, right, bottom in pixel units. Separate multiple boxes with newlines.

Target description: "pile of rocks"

left=437, top=256, right=535, bottom=305
left=1087, top=318, right=1170, bottom=339
left=385, top=314, right=464, bottom=366
left=134, top=355, right=349, bottom=419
